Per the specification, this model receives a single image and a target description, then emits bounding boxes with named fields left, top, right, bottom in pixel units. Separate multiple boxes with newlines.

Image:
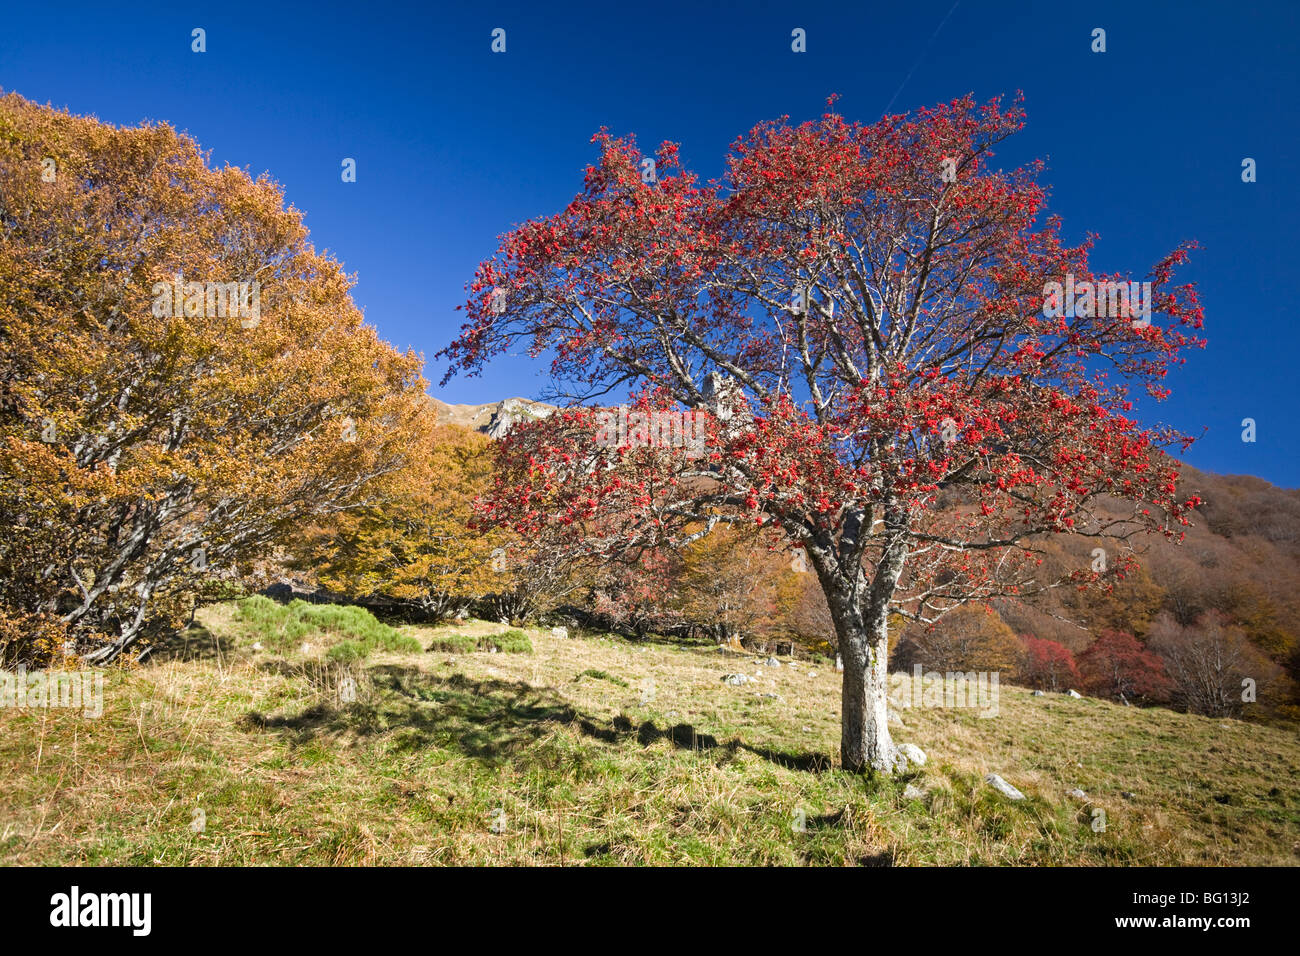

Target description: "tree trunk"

left=817, top=523, right=906, bottom=774
left=837, top=608, right=895, bottom=773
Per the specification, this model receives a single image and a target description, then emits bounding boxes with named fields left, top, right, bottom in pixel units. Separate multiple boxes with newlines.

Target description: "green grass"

left=427, top=630, right=533, bottom=655
left=495, top=630, right=533, bottom=654
left=0, top=600, right=1296, bottom=866
left=573, top=669, right=629, bottom=688
left=233, top=596, right=420, bottom=660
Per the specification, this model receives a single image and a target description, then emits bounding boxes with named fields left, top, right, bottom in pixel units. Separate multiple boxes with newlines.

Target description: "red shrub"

left=1076, top=630, right=1172, bottom=702
left=1019, top=636, right=1080, bottom=692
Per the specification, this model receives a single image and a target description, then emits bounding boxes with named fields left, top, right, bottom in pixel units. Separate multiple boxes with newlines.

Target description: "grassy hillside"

left=1, top=601, right=1297, bottom=866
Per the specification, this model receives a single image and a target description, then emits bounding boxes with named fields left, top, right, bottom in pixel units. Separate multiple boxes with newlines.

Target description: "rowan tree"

left=442, top=94, right=1204, bottom=772
left=0, top=92, right=429, bottom=663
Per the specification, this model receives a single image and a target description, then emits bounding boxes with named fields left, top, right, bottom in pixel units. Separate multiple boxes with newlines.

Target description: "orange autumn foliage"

left=0, top=92, right=430, bottom=664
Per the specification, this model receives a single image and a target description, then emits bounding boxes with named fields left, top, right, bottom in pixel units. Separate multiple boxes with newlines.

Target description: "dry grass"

left=1, top=602, right=1297, bottom=865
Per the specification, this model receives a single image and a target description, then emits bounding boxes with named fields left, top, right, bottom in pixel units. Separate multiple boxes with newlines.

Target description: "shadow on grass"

left=148, top=621, right=235, bottom=663
left=587, top=715, right=833, bottom=771
left=741, top=743, right=835, bottom=773
left=240, top=663, right=838, bottom=774
left=243, top=667, right=573, bottom=763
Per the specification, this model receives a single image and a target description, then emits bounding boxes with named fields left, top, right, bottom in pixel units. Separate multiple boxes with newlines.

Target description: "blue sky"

left=3, top=0, right=1298, bottom=485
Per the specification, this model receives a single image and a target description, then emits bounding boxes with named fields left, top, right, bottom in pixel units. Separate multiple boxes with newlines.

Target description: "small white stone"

left=985, top=773, right=1026, bottom=801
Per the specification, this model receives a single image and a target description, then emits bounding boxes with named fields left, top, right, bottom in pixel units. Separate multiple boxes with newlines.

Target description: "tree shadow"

left=858, top=850, right=895, bottom=866
left=572, top=717, right=836, bottom=774
left=244, top=665, right=577, bottom=764
left=635, top=720, right=721, bottom=750
left=739, top=743, right=835, bottom=773
left=147, top=621, right=234, bottom=663
left=241, top=662, right=837, bottom=774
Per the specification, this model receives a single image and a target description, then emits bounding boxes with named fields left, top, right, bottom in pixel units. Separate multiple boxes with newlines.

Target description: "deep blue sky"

left=3, top=1, right=1297, bottom=485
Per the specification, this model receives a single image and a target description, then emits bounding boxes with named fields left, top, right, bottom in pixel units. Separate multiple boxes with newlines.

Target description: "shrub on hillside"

left=426, top=633, right=480, bottom=654
left=573, top=668, right=629, bottom=687
left=496, top=630, right=534, bottom=654
left=326, top=641, right=367, bottom=664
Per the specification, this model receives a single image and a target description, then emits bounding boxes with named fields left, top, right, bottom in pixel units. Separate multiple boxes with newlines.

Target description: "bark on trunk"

left=818, top=520, right=906, bottom=774
left=838, top=610, right=895, bottom=773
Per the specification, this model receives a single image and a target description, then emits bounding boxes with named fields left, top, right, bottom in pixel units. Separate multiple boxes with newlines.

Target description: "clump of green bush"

left=426, top=633, right=479, bottom=654
left=573, top=668, right=628, bottom=687
left=235, top=596, right=421, bottom=660
left=495, top=630, right=533, bottom=654
left=427, top=629, right=533, bottom=655
left=325, top=641, right=367, bottom=664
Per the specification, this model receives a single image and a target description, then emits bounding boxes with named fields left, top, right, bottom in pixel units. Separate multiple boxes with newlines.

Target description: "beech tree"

left=442, top=95, right=1204, bottom=772
left=786, top=570, right=838, bottom=658
left=591, top=547, right=682, bottom=639
left=674, top=524, right=787, bottom=645
left=1147, top=611, right=1283, bottom=717
left=293, top=422, right=506, bottom=620
left=0, top=93, right=429, bottom=664
left=893, top=604, right=1022, bottom=677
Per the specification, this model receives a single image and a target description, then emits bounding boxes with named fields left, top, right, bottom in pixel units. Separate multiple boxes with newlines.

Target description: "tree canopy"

left=443, top=94, right=1206, bottom=771
left=0, top=92, right=430, bottom=664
